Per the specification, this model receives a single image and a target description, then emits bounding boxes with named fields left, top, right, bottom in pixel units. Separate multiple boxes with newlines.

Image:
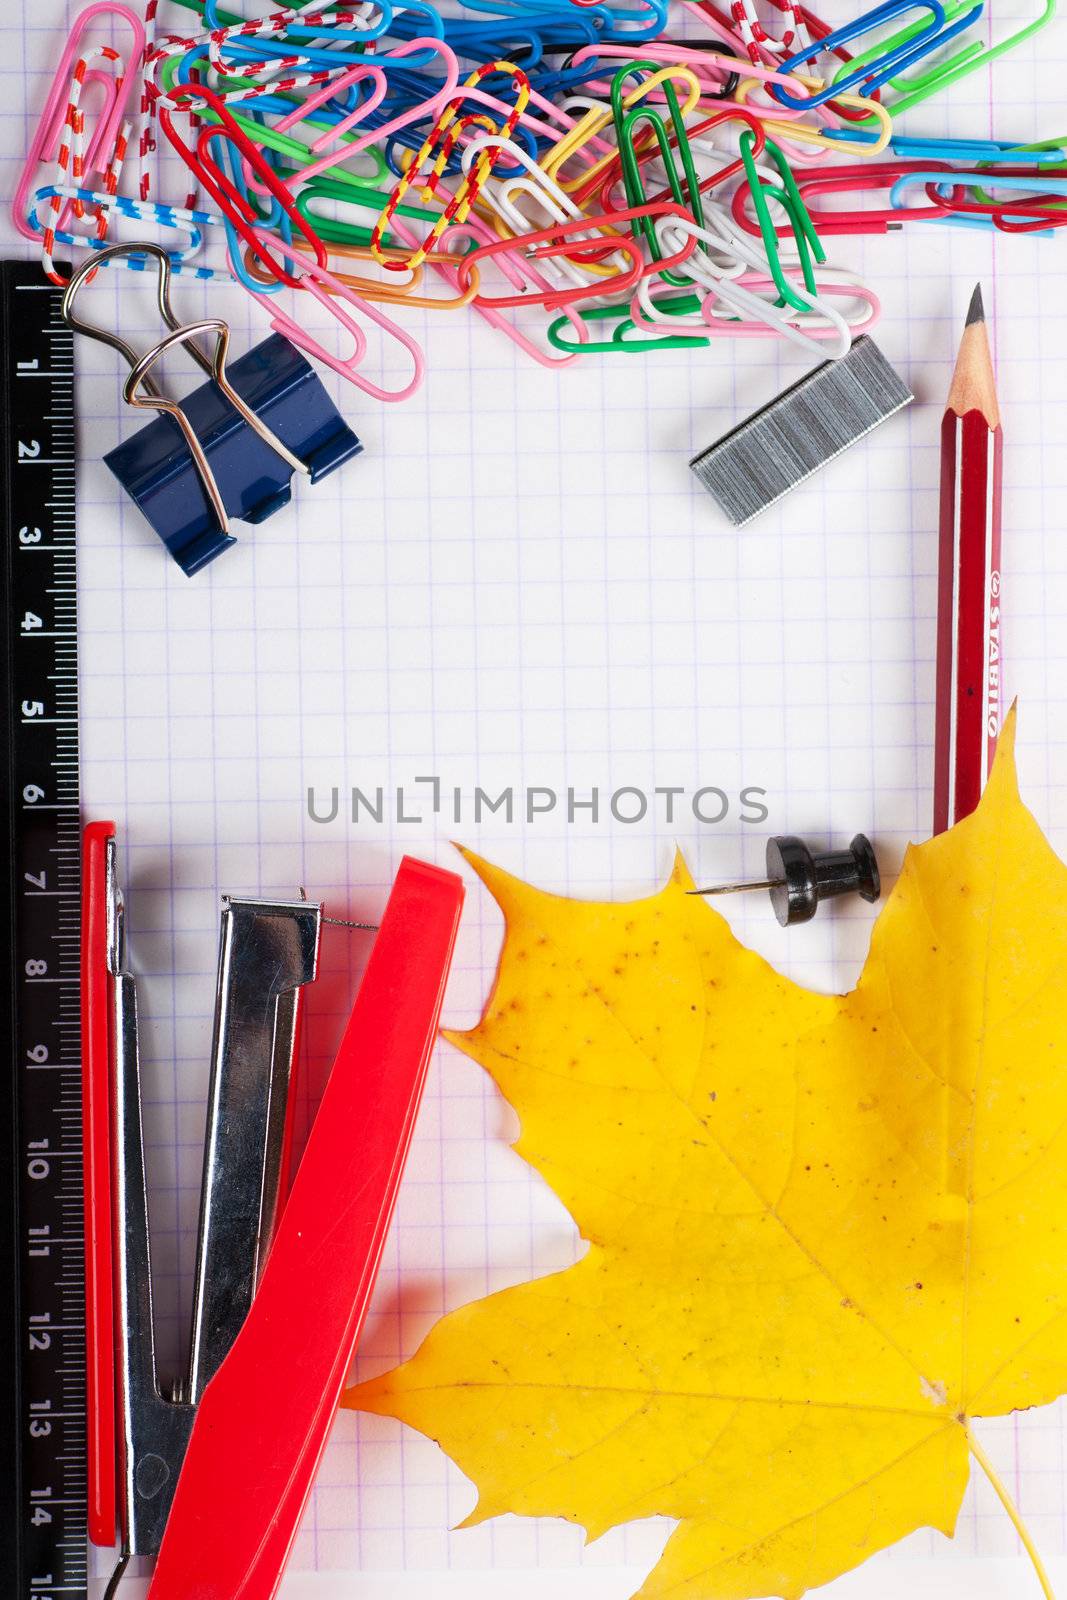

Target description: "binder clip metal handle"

left=62, top=244, right=361, bottom=577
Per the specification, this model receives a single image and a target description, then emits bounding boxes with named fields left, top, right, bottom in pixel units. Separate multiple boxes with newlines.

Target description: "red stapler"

left=81, top=822, right=464, bottom=1599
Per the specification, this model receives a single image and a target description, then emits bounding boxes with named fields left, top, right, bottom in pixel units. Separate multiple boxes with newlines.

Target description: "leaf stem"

left=967, top=1423, right=1057, bottom=1599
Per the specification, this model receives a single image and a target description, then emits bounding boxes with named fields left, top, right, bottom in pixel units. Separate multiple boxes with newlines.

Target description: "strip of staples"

left=690, top=338, right=914, bottom=526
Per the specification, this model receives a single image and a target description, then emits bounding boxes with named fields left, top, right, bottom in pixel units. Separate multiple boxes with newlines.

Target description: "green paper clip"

left=738, top=131, right=824, bottom=312
left=610, top=62, right=706, bottom=287
left=295, top=176, right=460, bottom=249
left=547, top=293, right=711, bottom=353
left=831, top=0, right=1057, bottom=121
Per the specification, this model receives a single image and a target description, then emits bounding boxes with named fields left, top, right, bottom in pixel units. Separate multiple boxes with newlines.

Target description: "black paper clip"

left=62, top=243, right=362, bottom=576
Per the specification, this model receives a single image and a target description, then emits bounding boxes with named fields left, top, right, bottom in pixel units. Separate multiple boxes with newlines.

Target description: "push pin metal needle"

left=688, top=834, right=881, bottom=927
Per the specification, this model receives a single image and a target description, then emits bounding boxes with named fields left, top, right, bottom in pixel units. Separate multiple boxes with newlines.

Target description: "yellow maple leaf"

left=346, top=708, right=1067, bottom=1600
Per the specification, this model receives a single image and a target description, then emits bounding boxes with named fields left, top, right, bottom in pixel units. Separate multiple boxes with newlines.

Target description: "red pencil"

left=933, top=284, right=1004, bottom=836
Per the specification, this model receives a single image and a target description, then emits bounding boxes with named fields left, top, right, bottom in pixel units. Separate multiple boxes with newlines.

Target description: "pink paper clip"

left=277, top=37, right=462, bottom=168
left=231, top=37, right=462, bottom=202
left=567, top=37, right=817, bottom=107
left=249, top=232, right=425, bottom=402
left=696, top=270, right=881, bottom=336
left=13, top=1, right=145, bottom=244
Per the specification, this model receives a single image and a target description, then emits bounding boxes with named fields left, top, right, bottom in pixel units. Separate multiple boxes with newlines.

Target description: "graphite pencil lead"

left=966, top=282, right=985, bottom=327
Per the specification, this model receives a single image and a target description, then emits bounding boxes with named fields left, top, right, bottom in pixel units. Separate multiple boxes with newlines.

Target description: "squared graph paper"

left=3, top=1, right=1067, bottom=1595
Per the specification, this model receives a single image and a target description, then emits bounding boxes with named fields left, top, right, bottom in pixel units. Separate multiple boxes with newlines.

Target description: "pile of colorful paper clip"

left=14, top=0, right=1066, bottom=398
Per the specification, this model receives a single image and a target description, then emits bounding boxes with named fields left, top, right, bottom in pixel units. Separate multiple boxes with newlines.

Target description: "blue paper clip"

left=888, top=166, right=1067, bottom=216
left=891, top=134, right=1067, bottom=163
left=769, top=0, right=983, bottom=107
left=62, top=243, right=361, bottom=577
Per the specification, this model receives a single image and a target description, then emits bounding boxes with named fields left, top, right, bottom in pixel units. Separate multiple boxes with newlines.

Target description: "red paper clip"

left=457, top=201, right=699, bottom=310
left=408, top=214, right=587, bottom=367
left=731, top=160, right=958, bottom=235
left=157, top=84, right=328, bottom=285
left=905, top=169, right=1067, bottom=232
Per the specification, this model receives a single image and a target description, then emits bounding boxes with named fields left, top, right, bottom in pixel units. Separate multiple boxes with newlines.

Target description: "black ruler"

left=1, top=262, right=87, bottom=1600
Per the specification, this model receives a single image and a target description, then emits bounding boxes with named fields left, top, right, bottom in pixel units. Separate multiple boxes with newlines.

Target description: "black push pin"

left=688, top=834, right=881, bottom=927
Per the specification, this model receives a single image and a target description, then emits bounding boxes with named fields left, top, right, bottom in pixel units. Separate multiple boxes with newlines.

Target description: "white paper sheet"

left=4, top=1, right=1067, bottom=1594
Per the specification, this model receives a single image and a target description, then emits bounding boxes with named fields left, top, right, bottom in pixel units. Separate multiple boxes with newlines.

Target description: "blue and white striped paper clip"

left=29, top=186, right=230, bottom=279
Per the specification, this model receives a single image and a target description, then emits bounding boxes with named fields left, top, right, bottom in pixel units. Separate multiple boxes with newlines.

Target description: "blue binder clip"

left=62, top=243, right=362, bottom=577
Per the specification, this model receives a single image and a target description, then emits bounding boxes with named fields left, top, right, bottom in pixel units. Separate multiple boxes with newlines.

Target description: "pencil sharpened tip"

left=965, top=283, right=985, bottom=327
